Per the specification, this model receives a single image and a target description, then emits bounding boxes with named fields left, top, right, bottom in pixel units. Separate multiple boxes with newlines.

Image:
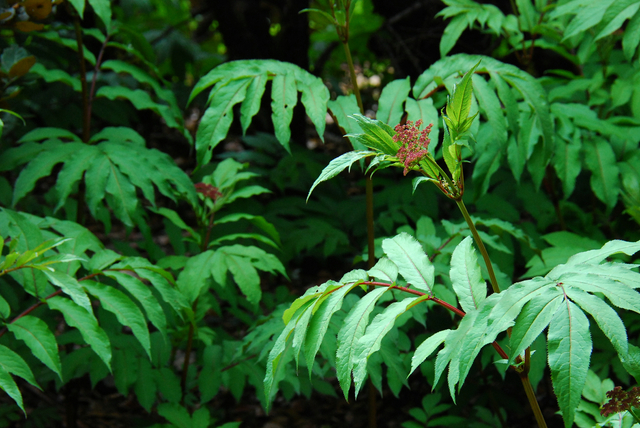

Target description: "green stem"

left=71, top=10, right=90, bottom=143
left=455, top=199, right=500, bottom=294
left=342, top=41, right=364, bottom=114
left=519, top=374, right=548, bottom=428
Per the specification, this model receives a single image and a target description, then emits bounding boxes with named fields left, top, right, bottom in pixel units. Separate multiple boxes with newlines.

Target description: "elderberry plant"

left=264, top=61, right=640, bottom=428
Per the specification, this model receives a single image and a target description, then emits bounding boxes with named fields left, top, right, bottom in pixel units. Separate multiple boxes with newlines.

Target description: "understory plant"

left=263, top=63, right=640, bottom=428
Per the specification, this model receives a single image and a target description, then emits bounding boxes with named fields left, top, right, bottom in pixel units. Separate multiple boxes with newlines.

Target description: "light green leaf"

left=382, top=233, right=434, bottom=294
left=594, top=0, right=640, bottom=41
left=307, top=151, right=374, bottom=200
left=367, top=257, right=399, bottom=283
left=377, top=77, right=411, bottom=126
left=240, top=73, right=267, bottom=135
left=298, top=72, right=330, bottom=142
left=328, top=95, right=364, bottom=149
left=7, top=315, right=62, bottom=380
left=336, top=287, right=390, bottom=399
left=559, top=273, right=640, bottom=314
left=450, top=236, right=487, bottom=313
left=623, top=9, right=640, bottom=60
left=353, top=296, right=428, bottom=397
left=409, top=329, right=450, bottom=376
left=547, top=300, right=592, bottom=428
left=47, top=296, right=111, bottom=369
left=440, top=14, right=468, bottom=57
left=83, top=280, right=151, bottom=358
left=508, top=292, right=564, bottom=364
left=87, top=0, right=112, bottom=32
left=271, top=72, right=297, bottom=151
left=196, top=78, right=251, bottom=166
left=564, top=239, right=640, bottom=265
left=43, top=269, right=93, bottom=314
left=346, top=114, right=399, bottom=155
left=303, top=283, right=360, bottom=373
left=446, top=60, right=480, bottom=127
left=566, top=287, right=628, bottom=357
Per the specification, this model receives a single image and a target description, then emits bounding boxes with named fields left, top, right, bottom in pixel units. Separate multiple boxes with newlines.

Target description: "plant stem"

left=71, top=11, right=90, bottom=143
left=342, top=42, right=364, bottom=114
left=455, top=199, right=500, bottom=294
left=181, top=299, right=197, bottom=403
left=519, top=374, right=548, bottom=428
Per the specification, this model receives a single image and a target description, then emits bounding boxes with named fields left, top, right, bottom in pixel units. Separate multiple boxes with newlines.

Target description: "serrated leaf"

left=304, top=283, right=360, bottom=373
left=298, top=72, right=330, bottom=142
left=83, top=280, right=151, bottom=358
left=440, top=14, right=468, bottom=57
left=47, top=296, right=112, bottom=369
left=367, top=257, right=399, bottom=283
left=566, top=287, right=628, bottom=357
left=446, top=60, right=480, bottom=127
left=450, top=236, right=487, bottom=313
left=352, top=304, right=417, bottom=395
left=7, top=315, right=62, bottom=380
left=0, top=367, right=24, bottom=413
left=377, top=77, right=411, bottom=126
left=307, top=151, right=374, bottom=200
left=409, top=329, right=450, bottom=376
left=271, top=72, right=297, bottom=151
left=564, top=239, right=640, bottom=265
left=196, top=78, right=251, bottom=166
left=594, top=0, right=640, bottom=41
left=240, top=73, right=267, bottom=135
left=43, top=269, right=93, bottom=314
left=347, top=114, right=399, bottom=155
left=328, top=95, right=364, bottom=149
left=547, top=300, right=592, bottom=428
left=553, top=132, right=582, bottom=198
left=559, top=273, right=640, bottom=314
left=508, top=292, right=564, bottom=364
left=382, top=233, right=434, bottom=293
left=0, top=344, right=39, bottom=390
left=106, top=271, right=167, bottom=342
left=336, top=287, right=390, bottom=399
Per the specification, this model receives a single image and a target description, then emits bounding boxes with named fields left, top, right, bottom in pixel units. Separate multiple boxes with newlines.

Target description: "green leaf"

left=367, top=257, right=399, bottom=283
left=508, top=291, right=564, bottom=364
left=240, top=73, right=267, bottom=135
left=29, top=63, right=81, bottom=92
left=584, top=138, right=619, bottom=210
left=409, top=329, right=450, bottom=377
left=440, top=14, right=468, bottom=57
left=328, top=95, right=364, bottom=149
left=88, top=0, right=112, bottom=31
left=7, top=315, right=62, bottom=380
left=83, top=280, right=151, bottom=358
left=566, top=287, right=628, bottom=357
left=271, top=72, right=298, bottom=151
left=594, top=0, right=640, bottom=41
left=0, top=344, right=39, bottom=390
left=298, top=72, right=330, bottom=142
left=303, top=282, right=360, bottom=373
left=134, top=357, right=155, bottom=412
left=195, top=78, right=251, bottom=166
left=336, top=287, right=390, bottom=399
left=560, top=0, right=615, bottom=40
left=382, top=233, right=434, bottom=294
left=553, top=132, right=582, bottom=198
left=43, top=269, right=93, bottom=314
left=547, top=300, right=592, bottom=428
left=226, top=253, right=261, bottom=306
left=176, top=250, right=215, bottom=304
left=106, top=271, right=167, bottom=342
left=564, top=239, right=640, bottom=265
left=53, top=145, right=98, bottom=211
left=623, top=9, right=640, bottom=60
left=47, top=296, right=112, bottom=369
left=377, top=77, right=411, bottom=126
left=446, top=60, right=480, bottom=127
left=307, top=151, right=374, bottom=200
left=0, top=367, right=24, bottom=414
left=346, top=114, right=399, bottom=155
left=450, top=236, right=487, bottom=313
left=405, top=97, right=440, bottom=154
left=12, top=141, right=84, bottom=207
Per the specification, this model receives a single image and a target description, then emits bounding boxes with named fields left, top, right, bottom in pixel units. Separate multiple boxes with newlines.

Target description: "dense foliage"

left=2, top=0, right=640, bottom=427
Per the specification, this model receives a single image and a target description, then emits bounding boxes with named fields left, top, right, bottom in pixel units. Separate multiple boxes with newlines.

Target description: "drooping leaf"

left=409, top=329, right=451, bottom=376
left=584, top=137, right=619, bottom=210
left=47, top=296, right=112, bottom=369
left=307, top=150, right=375, bottom=200
left=450, top=236, right=487, bottom=313
left=346, top=114, right=399, bottom=155
left=547, top=300, right=592, bottom=428
left=7, top=315, right=62, bottom=380
left=336, top=287, right=390, bottom=399
left=83, top=280, right=151, bottom=358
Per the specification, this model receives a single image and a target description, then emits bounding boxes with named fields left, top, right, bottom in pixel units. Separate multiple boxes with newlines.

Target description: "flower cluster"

left=601, top=386, right=640, bottom=417
left=195, top=183, right=222, bottom=201
left=393, top=119, right=433, bottom=175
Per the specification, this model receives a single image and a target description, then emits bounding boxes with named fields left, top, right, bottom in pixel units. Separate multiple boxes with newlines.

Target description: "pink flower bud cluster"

left=601, top=386, right=640, bottom=417
left=393, top=119, right=433, bottom=175
left=195, top=182, right=222, bottom=201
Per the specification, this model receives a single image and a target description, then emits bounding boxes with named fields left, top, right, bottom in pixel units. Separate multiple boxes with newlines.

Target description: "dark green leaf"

left=7, top=315, right=62, bottom=380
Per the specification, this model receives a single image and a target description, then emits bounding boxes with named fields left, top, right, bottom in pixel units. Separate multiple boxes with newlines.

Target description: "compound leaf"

left=382, top=233, right=434, bottom=294
left=450, top=236, right=486, bottom=313
left=7, top=315, right=62, bottom=380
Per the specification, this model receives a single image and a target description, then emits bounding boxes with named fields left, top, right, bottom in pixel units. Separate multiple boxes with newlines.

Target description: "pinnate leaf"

left=449, top=236, right=486, bottom=312
left=7, top=315, right=62, bottom=380
left=382, top=233, right=434, bottom=293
